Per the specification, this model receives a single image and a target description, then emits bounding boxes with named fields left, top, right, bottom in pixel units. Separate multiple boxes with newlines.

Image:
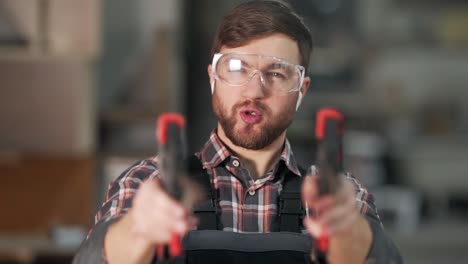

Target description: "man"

left=74, top=1, right=401, bottom=263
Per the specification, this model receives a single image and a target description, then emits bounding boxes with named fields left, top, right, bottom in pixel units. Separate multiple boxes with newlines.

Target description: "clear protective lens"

left=213, top=53, right=304, bottom=94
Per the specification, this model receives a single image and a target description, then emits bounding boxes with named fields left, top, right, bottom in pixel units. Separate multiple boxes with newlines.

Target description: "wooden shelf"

left=0, top=0, right=100, bottom=61
left=0, top=156, right=95, bottom=233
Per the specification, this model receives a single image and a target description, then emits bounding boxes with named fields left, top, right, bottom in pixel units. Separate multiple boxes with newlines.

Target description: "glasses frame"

left=211, top=53, right=306, bottom=93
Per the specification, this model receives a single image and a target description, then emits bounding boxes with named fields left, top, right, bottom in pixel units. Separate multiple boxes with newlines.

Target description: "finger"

left=318, top=200, right=355, bottom=232
left=133, top=181, right=190, bottom=241
left=129, top=210, right=173, bottom=243
left=302, top=176, right=319, bottom=205
left=319, top=195, right=357, bottom=234
left=153, top=191, right=187, bottom=218
left=136, top=207, right=189, bottom=243
left=312, top=195, right=335, bottom=216
left=135, top=185, right=187, bottom=232
left=336, top=179, right=355, bottom=203
left=150, top=193, right=190, bottom=234
left=314, top=179, right=354, bottom=215
left=152, top=210, right=189, bottom=235
left=328, top=210, right=359, bottom=235
left=141, top=179, right=187, bottom=218
left=304, top=217, right=326, bottom=238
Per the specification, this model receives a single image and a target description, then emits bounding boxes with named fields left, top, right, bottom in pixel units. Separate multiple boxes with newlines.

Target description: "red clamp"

left=314, top=108, right=344, bottom=253
left=155, top=113, right=186, bottom=260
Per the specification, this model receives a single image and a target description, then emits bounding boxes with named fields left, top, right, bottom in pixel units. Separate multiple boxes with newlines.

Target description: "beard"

left=212, top=92, right=296, bottom=150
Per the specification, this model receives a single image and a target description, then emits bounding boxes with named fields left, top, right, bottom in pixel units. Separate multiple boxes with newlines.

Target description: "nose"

left=241, top=70, right=266, bottom=99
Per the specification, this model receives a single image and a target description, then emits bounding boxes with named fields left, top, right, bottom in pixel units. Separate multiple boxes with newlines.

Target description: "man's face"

left=208, top=33, right=310, bottom=150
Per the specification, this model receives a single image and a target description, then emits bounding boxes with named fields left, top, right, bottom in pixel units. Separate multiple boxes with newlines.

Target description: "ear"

left=301, top=76, right=311, bottom=95
left=208, top=64, right=215, bottom=94
left=295, top=76, right=311, bottom=111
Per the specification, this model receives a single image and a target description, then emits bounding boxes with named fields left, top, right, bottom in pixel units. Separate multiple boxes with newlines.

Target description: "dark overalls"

left=161, top=156, right=320, bottom=264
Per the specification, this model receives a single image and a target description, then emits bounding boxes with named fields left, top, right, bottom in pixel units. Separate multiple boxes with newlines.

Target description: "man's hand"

left=130, top=180, right=193, bottom=243
left=302, top=176, right=372, bottom=264
left=105, top=180, right=194, bottom=264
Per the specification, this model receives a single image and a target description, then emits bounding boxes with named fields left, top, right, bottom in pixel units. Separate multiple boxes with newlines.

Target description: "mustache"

left=233, top=100, right=270, bottom=114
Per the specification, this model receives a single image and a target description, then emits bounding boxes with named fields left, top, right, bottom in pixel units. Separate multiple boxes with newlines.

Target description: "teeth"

left=251, top=112, right=257, bottom=116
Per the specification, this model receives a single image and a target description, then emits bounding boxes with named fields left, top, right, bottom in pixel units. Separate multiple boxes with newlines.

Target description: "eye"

left=267, top=71, right=286, bottom=79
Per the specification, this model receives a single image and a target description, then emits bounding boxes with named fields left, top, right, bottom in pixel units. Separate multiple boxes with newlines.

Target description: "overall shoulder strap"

left=279, top=166, right=306, bottom=232
left=186, top=155, right=220, bottom=230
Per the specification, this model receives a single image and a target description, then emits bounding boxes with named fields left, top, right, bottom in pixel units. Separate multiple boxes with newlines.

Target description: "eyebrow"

left=266, top=63, right=289, bottom=70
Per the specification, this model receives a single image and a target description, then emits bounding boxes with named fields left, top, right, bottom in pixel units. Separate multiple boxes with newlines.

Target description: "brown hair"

left=211, top=0, right=313, bottom=70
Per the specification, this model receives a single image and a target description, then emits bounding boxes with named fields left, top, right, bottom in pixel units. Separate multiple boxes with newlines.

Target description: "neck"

left=216, top=124, right=285, bottom=180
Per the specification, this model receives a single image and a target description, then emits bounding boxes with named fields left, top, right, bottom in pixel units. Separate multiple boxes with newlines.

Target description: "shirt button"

left=232, top=160, right=240, bottom=167
left=249, top=190, right=255, bottom=196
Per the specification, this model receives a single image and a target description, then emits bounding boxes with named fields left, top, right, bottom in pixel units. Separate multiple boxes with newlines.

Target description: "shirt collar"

left=197, top=129, right=231, bottom=169
left=198, top=129, right=302, bottom=177
left=279, top=139, right=302, bottom=176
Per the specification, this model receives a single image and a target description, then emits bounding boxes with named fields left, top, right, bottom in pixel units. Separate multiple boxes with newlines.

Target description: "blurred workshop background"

left=1, top=0, right=467, bottom=263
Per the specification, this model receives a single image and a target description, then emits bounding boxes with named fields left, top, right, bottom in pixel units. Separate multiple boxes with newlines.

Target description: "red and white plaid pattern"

left=95, top=130, right=380, bottom=233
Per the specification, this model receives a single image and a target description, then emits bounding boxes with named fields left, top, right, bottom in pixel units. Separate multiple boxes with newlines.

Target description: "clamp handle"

left=155, top=113, right=187, bottom=260
left=315, top=108, right=344, bottom=253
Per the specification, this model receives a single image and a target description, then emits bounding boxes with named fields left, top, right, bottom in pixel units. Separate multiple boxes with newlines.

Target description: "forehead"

left=219, top=33, right=301, bottom=65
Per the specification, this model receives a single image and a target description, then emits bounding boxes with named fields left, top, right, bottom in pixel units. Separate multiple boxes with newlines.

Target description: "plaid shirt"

left=95, top=130, right=380, bottom=233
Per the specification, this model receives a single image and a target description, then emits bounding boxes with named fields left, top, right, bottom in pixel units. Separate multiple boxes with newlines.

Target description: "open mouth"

left=244, top=110, right=258, bottom=116
left=240, top=109, right=262, bottom=124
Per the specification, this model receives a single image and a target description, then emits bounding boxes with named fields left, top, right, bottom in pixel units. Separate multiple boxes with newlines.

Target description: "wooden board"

left=0, top=155, right=95, bottom=233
